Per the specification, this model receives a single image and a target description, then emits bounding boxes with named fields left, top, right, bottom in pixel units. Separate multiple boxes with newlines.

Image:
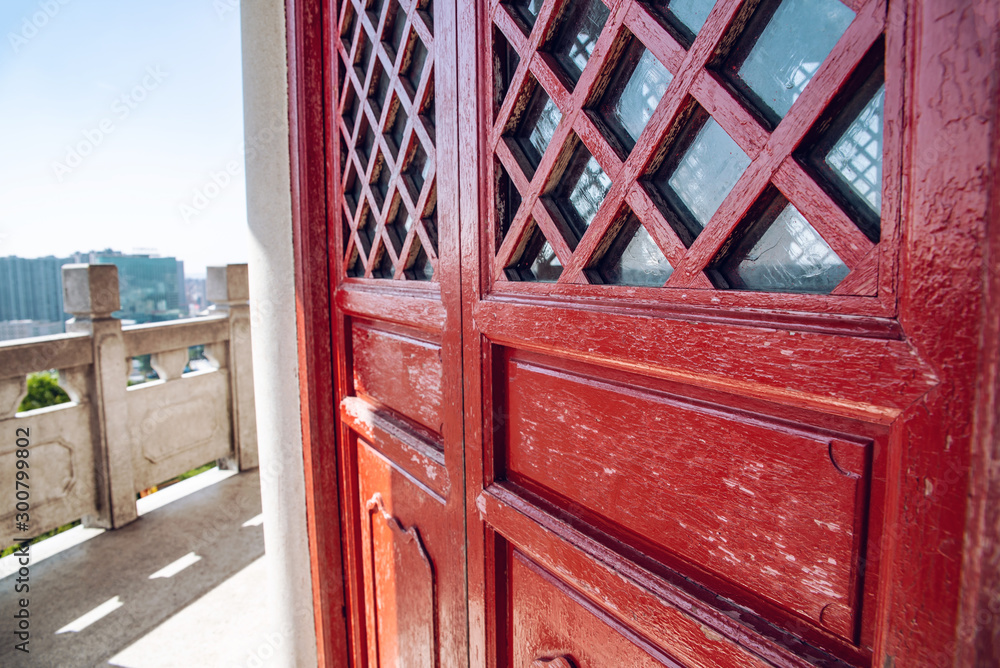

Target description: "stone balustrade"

left=0, top=264, right=257, bottom=548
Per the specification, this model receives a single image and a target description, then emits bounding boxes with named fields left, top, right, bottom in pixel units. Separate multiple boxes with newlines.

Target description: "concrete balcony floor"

left=0, top=468, right=281, bottom=668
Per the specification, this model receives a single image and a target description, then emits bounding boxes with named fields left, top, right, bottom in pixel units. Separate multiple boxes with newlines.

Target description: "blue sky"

left=0, top=0, right=248, bottom=277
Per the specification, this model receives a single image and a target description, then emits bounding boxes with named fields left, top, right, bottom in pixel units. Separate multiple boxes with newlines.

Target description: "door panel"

left=501, top=349, right=871, bottom=641
left=331, top=0, right=466, bottom=665
left=479, top=489, right=849, bottom=667
left=359, top=441, right=439, bottom=668
left=351, top=321, right=445, bottom=436
left=509, top=549, right=676, bottom=668
left=462, top=0, right=911, bottom=665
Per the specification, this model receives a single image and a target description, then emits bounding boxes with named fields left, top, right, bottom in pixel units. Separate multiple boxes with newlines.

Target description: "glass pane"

left=511, top=0, right=544, bottom=26
left=530, top=240, right=563, bottom=282
left=727, top=204, right=849, bottom=293
left=404, top=143, right=430, bottom=199
left=372, top=61, right=390, bottom=113
left=507, top=226, right=563, bottom=281
left=373, top=246, right=395, bottom=278
left=416, top=257, right=434, bottom=280
left=528, top=96, right=562, bottom=162
left=597, top=221, right=673, bottom=286
left=825, top=84, right=884, bottom=215
left=346, top=166, right=364, bottom=214
left=347, top=251, right=365, bottom=277
left=494, top=27, right=521, bottom=116
left=403, top=34, right=428, bottom=91
left=550, top=0, right=610, bottom=84
left=386, top=102, right=408, bottom=158
left=736, top=0, right=854, bottom=121
left=561, top=149, right=612, bottom=236
left=609, top=49, right=673, bottom=146
left=667, top=118, right=751, bottom=230
left=356, top=205, right=376, bottom=255
left=355, top=31, right=374, bottom=75
left=386, top=203, right=412, bottom=253
left=371, top=154, right=391, bottom=208
left=497, top=161, right=522, bottom=245
left=423, top=208, right=439, bottom=253
left=342, top=85, right=360, bottom=135
left=420, top=0, right=435, bottom=29
left=515, top=88, right=562, bottom=171
left=357, top=120, right=375, bottom=169
left=405, top=241, right=434, bottom=281
left=342, top=3, right=358, bottom=45
left=385, top=1, right=407, bottom=56
left=666, top=0, right=718, bottom=36
left=368, top=0, right=387, bottom=22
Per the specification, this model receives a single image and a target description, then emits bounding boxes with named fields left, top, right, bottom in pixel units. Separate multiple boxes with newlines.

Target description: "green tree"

left=18, top=371, right=70, bottom=412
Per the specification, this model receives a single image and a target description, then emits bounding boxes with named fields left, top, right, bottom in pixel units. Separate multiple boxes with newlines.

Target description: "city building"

left=185, top=276, right=209, bottom=315
left=0, top=255, right=69, bottom=323
left=69, top=249, right=187, bottom=324
left=0, top=319, right=65, bottom=341
left=0, top=255, right=71, bottom=341
left=0, top=251, right=190, bottom=340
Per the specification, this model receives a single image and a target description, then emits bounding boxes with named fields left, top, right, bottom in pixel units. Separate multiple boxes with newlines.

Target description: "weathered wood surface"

left=293, top=0, right=1000, bottom=665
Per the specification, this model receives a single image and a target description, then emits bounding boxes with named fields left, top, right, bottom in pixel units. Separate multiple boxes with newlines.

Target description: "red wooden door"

left=455, top=0, right=995, bottom=666
left=318, top=0, right=998, bottom=665
left=329, top=0, right=467, bottom=666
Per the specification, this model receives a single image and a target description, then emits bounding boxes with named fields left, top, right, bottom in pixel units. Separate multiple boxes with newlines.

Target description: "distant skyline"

left=0, top=0, right=248, bottom=278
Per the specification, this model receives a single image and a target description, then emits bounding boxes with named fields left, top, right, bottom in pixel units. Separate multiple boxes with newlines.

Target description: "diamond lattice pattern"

left=338, top=0, right=438, bottom=281
left=488, top=0, right=887, bottom=295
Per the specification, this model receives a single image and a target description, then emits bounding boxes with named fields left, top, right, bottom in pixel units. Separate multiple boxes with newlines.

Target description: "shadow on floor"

left=0, top=470, right=265, bottom=668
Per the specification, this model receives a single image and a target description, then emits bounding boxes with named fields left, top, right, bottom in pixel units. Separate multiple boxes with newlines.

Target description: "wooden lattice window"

left=486, top=0, right=898, bottom=314
left=338, top=0, right=438, bottom=281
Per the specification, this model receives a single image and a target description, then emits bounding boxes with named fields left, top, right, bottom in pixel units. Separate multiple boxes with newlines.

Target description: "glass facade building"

left=0, top=255, right=70, bottom=324
left=89, top=253, right=187, bottom=324
left=0, top=251, right=188, bottom=341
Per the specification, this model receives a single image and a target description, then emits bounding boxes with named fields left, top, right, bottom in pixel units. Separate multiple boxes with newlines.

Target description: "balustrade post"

left=63, top=264, right=137, bottom=528
left=207, top=264, right=258, bottom=470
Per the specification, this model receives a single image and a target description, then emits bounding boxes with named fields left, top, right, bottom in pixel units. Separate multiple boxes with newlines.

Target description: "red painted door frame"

left=286, top=1, right=351, bottom=666
left=285, top=0, right=1000, bottom=665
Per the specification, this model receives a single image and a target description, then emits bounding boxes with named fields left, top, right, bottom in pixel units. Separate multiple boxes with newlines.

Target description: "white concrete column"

left=240, top=2, right=318, bottom=667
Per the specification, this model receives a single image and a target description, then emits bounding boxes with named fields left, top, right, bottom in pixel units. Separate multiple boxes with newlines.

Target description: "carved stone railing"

left=0, top=264, right=257, bottom=547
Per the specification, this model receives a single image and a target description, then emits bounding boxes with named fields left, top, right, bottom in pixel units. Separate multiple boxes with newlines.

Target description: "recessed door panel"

left=501, top=352, right=871, bottom=640
left=509, top=548, right=672, bottom=667
left=352, top=321, right=445, bottom=437
left=359, top=440, right=439, bottom=668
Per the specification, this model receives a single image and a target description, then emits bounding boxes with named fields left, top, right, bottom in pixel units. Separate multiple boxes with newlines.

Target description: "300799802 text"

left=12, top=427, right=31, bottom=654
